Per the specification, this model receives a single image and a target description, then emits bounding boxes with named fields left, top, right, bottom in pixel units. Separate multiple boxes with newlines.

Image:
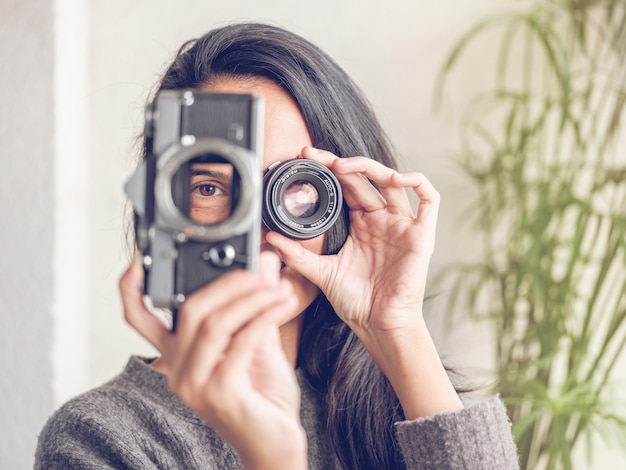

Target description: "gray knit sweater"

left=35, top=356, right=519, bottom=469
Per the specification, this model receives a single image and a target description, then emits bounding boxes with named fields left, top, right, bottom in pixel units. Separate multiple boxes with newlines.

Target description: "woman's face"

left=197, top=77, right=325, bottom=320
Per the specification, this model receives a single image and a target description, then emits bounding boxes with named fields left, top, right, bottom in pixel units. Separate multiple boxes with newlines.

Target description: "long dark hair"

left=151, top=22, right=405, bottom=469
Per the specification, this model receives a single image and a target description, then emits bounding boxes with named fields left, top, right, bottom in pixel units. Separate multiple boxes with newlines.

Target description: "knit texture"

left=35, top=356, right=519, bottom=469
left=395, top=397, right=519, bottom=469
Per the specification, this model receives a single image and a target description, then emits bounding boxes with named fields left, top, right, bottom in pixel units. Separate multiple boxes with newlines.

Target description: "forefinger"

left=119, top=257, right=173, bottom=354
left=331, top=156, right=412, bottom=215
left=301, top=147, right=418, bottom=214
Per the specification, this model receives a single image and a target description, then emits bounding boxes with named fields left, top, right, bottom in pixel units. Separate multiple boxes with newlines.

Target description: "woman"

left=36, top=22, right=519, bottom=469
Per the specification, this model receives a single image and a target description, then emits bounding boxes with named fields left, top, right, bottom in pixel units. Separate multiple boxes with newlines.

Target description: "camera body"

left=125, top=90, right=264, bottom=314
left=125, top=89, right=344, bottom=325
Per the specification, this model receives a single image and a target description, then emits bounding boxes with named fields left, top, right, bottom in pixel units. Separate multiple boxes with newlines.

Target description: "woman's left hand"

left=267, top=146, right=463, bottom=419
left=267, top=146, right=437, bottom=334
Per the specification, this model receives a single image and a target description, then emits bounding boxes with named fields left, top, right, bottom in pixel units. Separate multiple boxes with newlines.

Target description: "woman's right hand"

left=119, top=252, right=307, bottom=470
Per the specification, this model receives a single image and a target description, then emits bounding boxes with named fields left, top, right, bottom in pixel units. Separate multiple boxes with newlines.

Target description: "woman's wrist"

left=239, top=425, right=308, bottom=470
left=352, top=315, right=464, bottom=420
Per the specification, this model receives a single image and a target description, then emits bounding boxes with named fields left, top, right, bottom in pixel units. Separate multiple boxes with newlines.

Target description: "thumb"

left=265, top=231, right=328, bottom=289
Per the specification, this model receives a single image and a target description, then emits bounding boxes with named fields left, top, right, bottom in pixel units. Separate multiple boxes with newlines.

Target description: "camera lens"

left=263, top=159, right=343, bottom=240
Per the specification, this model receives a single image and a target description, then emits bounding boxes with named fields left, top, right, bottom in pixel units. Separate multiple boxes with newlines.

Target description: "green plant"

left=436, top=1, right=626, bottom=468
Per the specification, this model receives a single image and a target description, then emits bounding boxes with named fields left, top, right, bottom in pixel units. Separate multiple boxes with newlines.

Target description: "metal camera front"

left=154, top=137, right=260, bottom=242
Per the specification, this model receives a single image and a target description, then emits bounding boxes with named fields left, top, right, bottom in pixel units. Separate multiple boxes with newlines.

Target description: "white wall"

left=1, top=1, right=55, bottom=468
left=2, top=0, right=623, bottom=468
left=0, top=1, right=90, bottom=468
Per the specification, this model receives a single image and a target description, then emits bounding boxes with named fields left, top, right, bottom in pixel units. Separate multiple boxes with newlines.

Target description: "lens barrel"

left=263, top=159, right=343, bottom=240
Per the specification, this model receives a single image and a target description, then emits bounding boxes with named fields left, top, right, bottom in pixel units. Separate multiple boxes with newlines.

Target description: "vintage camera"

left=125, top=90, right=264, bottom=320
left=125, top=89, right=343, bottom=324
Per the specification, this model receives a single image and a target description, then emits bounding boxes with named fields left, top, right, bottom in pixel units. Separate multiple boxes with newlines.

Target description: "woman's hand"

left=267, top=146, right=436, bottom=333
left=119, top=252, right=307, bottom=469
left=266, top=146, right=463, bottom=419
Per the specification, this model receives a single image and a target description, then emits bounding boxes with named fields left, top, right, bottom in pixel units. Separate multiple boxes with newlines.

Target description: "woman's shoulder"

left=35, top=356, right=237, bottom=469
left=43, top=356, right=195, bottom=427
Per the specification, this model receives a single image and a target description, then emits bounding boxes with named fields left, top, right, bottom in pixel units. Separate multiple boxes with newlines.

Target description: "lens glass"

left=283, top=181, right=320, bottom=218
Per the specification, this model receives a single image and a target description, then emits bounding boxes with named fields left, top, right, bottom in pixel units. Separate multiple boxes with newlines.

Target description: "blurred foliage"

left=436, top=0, right=626, bottom=468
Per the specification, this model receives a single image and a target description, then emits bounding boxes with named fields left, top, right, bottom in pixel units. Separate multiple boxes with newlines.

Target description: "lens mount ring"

left=263, top=159, right=343, bottom=240
left=155, top=137, right=261, bottom=242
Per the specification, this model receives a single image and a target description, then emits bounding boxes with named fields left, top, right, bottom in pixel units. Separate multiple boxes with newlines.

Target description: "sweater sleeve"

left=394, top=397, right=519, bottom=470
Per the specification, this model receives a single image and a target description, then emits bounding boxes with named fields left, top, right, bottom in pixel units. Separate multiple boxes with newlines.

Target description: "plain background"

left=1, top=0, right=623, bottom=468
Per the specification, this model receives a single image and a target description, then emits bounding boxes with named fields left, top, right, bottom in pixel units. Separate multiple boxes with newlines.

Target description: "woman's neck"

left=279, top=312, right=305, bottom=367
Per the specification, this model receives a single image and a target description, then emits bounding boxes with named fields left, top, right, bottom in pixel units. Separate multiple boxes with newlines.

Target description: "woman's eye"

left=192, top=184, right=226, bottom=198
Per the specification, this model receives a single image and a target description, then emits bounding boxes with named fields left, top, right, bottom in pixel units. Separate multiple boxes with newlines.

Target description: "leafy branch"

left=436, top=1, right=626, bottom=468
